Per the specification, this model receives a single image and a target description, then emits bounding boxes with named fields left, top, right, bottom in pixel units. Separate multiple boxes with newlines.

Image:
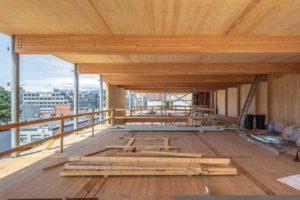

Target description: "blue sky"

left=0, top=33, right=100, bottom=92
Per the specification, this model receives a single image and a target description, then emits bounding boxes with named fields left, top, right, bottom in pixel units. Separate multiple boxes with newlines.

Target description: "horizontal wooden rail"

left=114, top=116, right=189, bottom=123
left=0, top=109, right=112, bottom=131
left=0, top=117, right=113, bottom=157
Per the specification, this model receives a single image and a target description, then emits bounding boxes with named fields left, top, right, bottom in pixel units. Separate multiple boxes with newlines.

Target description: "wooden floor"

left=1, top=126, right=300, bottom=199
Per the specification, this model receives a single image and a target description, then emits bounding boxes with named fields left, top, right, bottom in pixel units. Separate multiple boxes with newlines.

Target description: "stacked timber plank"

left=60, top=156, right=237, bottom=177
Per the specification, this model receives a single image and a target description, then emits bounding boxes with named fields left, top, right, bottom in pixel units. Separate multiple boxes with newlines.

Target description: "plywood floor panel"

left=1, top=129, right=300, bottom=199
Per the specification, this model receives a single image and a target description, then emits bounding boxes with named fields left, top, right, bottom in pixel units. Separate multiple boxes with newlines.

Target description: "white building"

left=22, top=90, right=73, bottom=113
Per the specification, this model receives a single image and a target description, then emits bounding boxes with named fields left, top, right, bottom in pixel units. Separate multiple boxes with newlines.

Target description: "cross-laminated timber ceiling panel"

left=1, top=0, right=300, bottom=35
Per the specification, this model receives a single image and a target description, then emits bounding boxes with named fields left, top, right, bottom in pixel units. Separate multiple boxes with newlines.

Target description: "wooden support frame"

left=15, top=35, right=300, bottom=54
left=0, top=110, right=112, bottom=157
left=109, top=137, right=176, bottom=152
left=69, top=156, right=231, bottom=165
left=78, top=63, right=300, bottom=75
left=61, top=156, right=237, bottom=176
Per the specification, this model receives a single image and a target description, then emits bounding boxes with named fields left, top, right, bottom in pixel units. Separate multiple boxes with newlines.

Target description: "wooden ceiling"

left=1, top=0, right=300, bottom=35
left=1, top=0, right=300, bottom=92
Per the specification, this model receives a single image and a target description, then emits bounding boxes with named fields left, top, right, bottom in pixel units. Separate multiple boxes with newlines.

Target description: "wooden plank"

left=61, top=170, right=202, bottom=176
left=120, top=137, right=169, bottom=140
left=15, top=35, right=300, bottom=54
left=123, top=138, right=135, bottom=152
left=78, top=63, right=300, bottom=75
left=64, top=164, right=204, bottom=171
left=106, top=145, right=179, bottom=151
left=69, top=156, right=231, bottom=165
left=61, top=166, right=237, bottom=176
left=119, top=151, right=203, bottom=158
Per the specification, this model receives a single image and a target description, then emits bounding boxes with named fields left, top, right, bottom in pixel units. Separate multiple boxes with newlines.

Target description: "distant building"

left=79, top=90, right=100, bottom=111
left=22, top=89, right=73, bottom=113
left=21, top=89, right=103, bottom=116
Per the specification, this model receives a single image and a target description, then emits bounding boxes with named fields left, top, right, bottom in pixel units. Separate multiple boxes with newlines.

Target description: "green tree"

left=0, top=88, right=11, bottom=123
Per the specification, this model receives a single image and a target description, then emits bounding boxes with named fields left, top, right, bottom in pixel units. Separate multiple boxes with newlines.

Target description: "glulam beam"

left=103, top=75, right=265, bottom=85
left=77, top=63, right=300, bottom=75
left=15, top=35, right=300, bottom=54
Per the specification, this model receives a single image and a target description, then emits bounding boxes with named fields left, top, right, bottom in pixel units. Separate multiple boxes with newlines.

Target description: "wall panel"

left=227, top=87, right=238, bottom=118
left=216, top=90, right=226, bottom=116
left=269, top=74, right=300, bottom=126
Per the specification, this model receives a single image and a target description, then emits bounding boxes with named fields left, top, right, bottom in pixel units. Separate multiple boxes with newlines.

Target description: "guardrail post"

left=92, top=109, right=95, bottom=137
left=110, top=109, right=115, bottom=125
left=60, top=114, right=64, bottom=153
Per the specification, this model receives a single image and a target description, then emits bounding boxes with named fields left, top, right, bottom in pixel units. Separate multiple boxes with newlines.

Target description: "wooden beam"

left=78, top=63, right=300, bottom=75
left=69, top=156, right=231, bottom=165
left=103, top=75, right=264, bottom=85
left=15, top=35, right=300, bottom=54
left=123, top=88, right=231, bottom=93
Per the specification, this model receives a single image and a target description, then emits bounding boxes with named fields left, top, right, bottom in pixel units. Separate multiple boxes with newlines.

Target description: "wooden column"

left=106, top=82, right=126, bottom=125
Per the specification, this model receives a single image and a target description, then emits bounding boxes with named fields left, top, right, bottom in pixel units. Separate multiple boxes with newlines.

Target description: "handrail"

left=0, top=106, right=214, bottom=157
left=0, top=109, right=113, bottom=157
left=0, top=117, right=112, bottom=157
left=0, top=109, right=113, bottom=131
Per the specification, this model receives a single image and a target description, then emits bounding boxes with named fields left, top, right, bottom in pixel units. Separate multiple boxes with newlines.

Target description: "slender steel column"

left=11, top=35, right=20, bottom=158
left=99, top=75, right=103, bottom=121
left=128, top=91, right=132, bottom=109
left=73, top=64, right=79, bottom=130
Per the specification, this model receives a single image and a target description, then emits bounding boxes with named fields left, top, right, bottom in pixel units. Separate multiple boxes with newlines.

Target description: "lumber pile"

left=107, top=137, right=178, bottom=152
left=60, top=156, right=237, bottom=177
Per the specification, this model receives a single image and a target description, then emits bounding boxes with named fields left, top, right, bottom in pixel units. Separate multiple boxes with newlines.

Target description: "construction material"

left=110, top=137, right=178, bottom=152
left=110, top=125, right=226, bottom=132
left=106, top=145, right=179, bottom=151
left=68, top=156, right=230, bottom=165
left=238, top=133, right=280, bottom=155
left=119, top=151, right=203, bottom=158
left=61, top=156, right=236, bottom=177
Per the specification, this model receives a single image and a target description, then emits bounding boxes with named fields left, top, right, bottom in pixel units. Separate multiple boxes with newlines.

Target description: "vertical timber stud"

left=11, top=35, right=20, bottom=158
left=74, top=64, right=79, bottom=130
left=99, top=75, right=103, bottom=121
left=60, top=114, right=64, bottom=153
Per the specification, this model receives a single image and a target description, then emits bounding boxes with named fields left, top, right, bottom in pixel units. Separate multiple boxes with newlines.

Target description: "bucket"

left=255, top=115, right=266, bottom=129
left=244, top=114, right=254, bottom=129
